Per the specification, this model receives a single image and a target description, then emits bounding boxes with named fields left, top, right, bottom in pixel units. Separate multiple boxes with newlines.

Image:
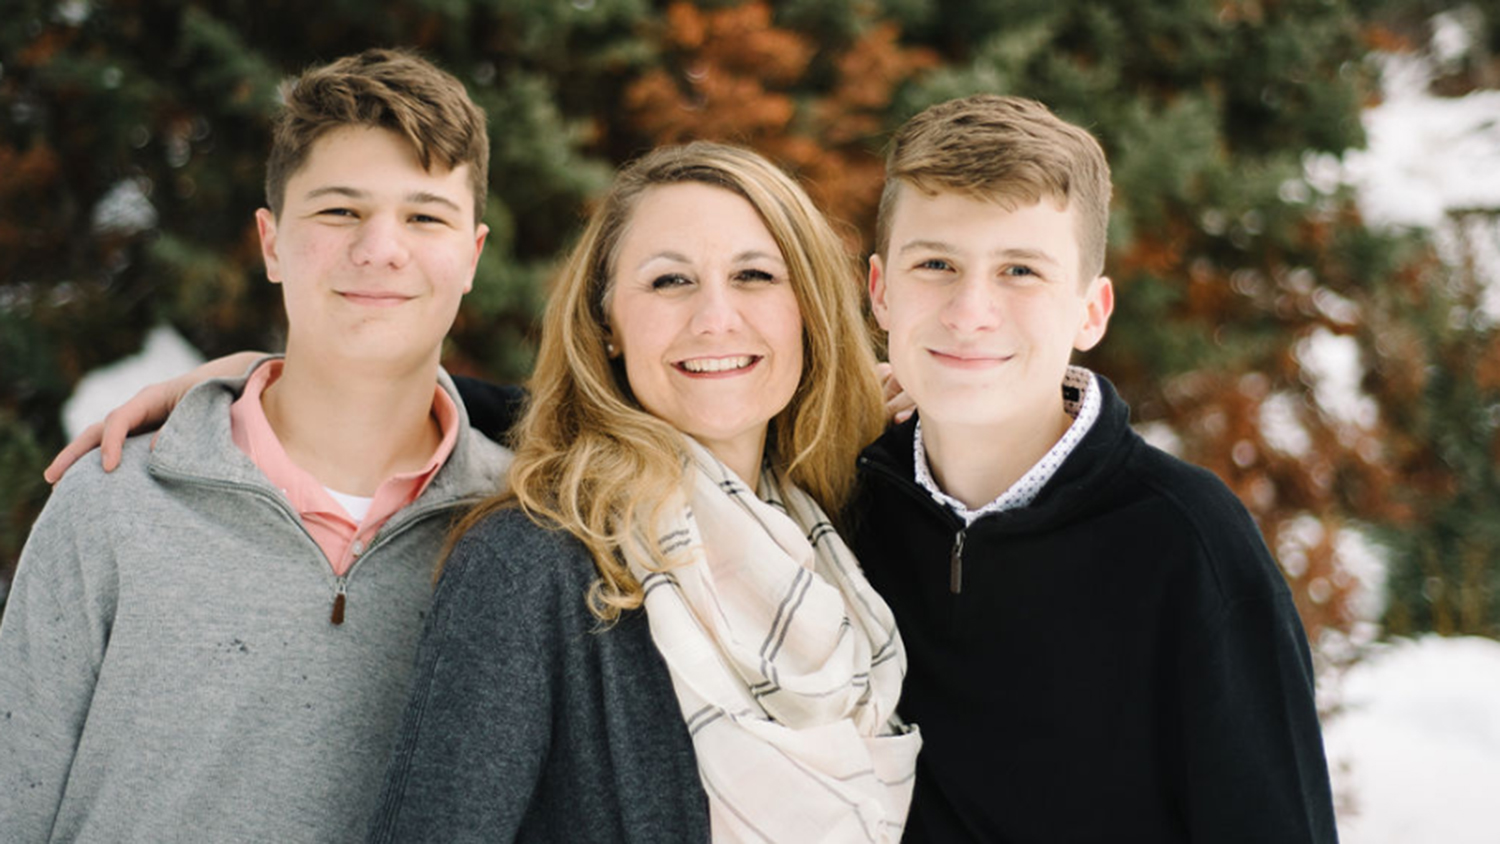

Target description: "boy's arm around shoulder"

left=0, top=456, right=127, bottom=836
left=1145, top=456, right=1339, bottom=843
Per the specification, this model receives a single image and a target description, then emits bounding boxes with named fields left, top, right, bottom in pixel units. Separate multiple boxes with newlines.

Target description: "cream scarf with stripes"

left=627, top=438, right=921, bottom=843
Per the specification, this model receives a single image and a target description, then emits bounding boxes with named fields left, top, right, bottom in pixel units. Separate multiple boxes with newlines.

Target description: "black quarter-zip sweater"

left=850, top=375, right=1339, bottom=844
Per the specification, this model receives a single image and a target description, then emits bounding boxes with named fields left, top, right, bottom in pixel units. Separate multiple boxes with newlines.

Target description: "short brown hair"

left=450, top=141, right=886, bottom=621
left=876, top=94, right=1111, bottom=280
left=264, top=48, right=489, bottom=223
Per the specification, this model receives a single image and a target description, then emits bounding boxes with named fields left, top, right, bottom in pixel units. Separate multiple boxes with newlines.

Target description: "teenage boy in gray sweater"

left=0, top=49, right=510, bottom=842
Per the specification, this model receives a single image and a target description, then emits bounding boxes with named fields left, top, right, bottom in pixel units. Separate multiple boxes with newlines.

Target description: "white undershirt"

left=324, top=487, right=375, bottom=523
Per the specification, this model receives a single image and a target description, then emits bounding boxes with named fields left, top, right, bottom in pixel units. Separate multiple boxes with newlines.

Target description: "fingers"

left=876, top=361, right=915, bottom=424
left=43, top=422, right=106, bottom=484
left=886, top=396, right=915, bottom=425
left=43, top=382, right=178, bottom=483
left=42, top=351, right=264, bottom=484
left=96, top=399, right=155, bottom=472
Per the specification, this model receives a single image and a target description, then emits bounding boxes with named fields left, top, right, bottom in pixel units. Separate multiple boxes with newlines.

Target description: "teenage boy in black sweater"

left=856, top=94, right=1338, bottom=843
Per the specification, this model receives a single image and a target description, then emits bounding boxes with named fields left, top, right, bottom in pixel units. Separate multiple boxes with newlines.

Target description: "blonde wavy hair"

left=451, top=142, right=886, bottom=621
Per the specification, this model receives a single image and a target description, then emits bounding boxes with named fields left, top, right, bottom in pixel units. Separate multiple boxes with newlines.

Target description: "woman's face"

left=606, top=182, right=804, bottom=483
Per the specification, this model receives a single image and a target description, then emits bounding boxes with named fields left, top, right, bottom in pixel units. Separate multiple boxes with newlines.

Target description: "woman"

left=49, top=142, right=921, bottom=842
left=369, top=141, right=920, bottom=842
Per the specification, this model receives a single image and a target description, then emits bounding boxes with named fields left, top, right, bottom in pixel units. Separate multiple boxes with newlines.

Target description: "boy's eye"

left=410, top=213, right=447, bottom=225
left=1002, top=265, right=1040, bottom=280
left=915, top=258, right=953, bottom=272
left=318, top=207, right=357, bottom=219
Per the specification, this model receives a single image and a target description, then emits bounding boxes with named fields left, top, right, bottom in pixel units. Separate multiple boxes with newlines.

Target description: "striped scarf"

left=627, top=438, right=921, bottom=843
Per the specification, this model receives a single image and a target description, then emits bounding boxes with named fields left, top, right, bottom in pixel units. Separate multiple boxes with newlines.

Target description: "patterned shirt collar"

left=913, top=366, right=1100, bottom=525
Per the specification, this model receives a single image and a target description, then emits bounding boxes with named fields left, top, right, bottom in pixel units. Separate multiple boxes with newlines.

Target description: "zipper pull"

left=949, top=529, right=965, bottom=594
left=331, top=578, right=347, bottom=625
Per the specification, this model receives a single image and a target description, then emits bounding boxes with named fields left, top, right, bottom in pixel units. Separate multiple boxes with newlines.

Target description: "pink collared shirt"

left=230, top=360, right=459, bottom=576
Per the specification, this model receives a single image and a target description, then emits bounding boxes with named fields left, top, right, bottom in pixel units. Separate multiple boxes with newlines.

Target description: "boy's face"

left=870, top=186, right=1112, bottom=434
left=256, top=126, right=487, bottom=373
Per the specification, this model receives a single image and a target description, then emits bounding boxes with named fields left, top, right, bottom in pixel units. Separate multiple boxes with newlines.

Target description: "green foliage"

left=1374, top=214, right=1500, bottom=637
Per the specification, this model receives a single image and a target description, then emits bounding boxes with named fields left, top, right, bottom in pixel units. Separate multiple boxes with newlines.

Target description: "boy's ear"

left=1074, top=275, right=1114, bottom=352
left=868, top=253, right=891, bottom=331
left=256, top=208, right=282, bottom=284
left=465, top=223, right=489, bottom=294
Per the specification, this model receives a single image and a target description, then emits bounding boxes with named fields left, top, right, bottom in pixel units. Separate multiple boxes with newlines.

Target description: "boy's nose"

left=941, top=274, right=1001, bottom=334
left=349, top=216, right=411, bottom=268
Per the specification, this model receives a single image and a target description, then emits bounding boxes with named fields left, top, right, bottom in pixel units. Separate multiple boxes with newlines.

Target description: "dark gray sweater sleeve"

left=367, top=508, right=709, bottom=844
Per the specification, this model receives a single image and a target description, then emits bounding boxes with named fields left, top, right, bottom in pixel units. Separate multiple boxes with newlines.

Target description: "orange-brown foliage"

left=624, top=1, right=937, bottom=247
left=1477, top=335, right=1500, bottom=392
left=0, top=144, right=63, bottom=260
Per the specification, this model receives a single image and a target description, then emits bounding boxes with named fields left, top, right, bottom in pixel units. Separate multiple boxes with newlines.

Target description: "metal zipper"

left=149, top=466, right=479, bottom=627
left=330, top=577, right=348, bottom=625
left=949, top=528, right=966, bottom=594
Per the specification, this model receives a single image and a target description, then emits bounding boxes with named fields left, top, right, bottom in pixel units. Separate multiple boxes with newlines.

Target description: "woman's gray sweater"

left=366, top=507, right=710, bottom=843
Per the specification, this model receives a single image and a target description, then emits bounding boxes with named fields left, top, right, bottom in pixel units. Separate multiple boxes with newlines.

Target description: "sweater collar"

left=912, top=366, right=1101, bottom=523
left=859, top=372, right=1138, bottom=529
left=148, top=356, right=511, bottom=506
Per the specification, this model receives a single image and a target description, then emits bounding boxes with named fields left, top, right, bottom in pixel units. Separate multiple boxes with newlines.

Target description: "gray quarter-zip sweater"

left=0, top=365, right=512, bottom=843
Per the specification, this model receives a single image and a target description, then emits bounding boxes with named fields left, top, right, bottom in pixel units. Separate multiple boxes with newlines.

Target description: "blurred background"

left=2, top=0, right=1497, bottom=838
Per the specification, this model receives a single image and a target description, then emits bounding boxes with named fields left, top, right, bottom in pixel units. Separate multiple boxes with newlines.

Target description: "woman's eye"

left=650, top=274, right=692, bottom=290
left=735, top=268, right=776, bottom=283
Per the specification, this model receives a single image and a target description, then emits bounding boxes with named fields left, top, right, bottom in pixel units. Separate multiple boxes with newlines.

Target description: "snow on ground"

left=1325, top=636, right=1500, bottom=843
